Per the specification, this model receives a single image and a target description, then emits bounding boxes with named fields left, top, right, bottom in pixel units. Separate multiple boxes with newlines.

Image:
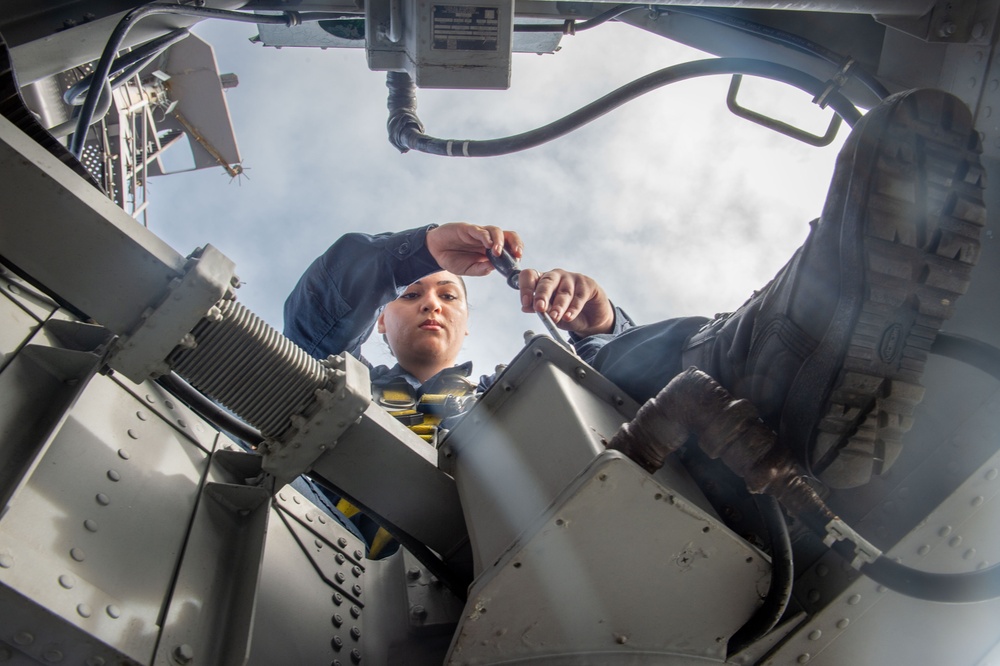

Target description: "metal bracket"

left=726, top=74, right=843, bottom=148
left=823, top=517, right=883, bottom=569
left=107, top=244, right=236, bottom=383
left=261, top=353, right=372, bottom=488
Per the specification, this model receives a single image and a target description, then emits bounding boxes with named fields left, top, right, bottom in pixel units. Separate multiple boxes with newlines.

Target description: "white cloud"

left=150, top=18, right=849, bottom=375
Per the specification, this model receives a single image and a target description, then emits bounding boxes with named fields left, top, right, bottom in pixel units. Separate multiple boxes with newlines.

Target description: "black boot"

left=681, top=89, right=987, bottom=489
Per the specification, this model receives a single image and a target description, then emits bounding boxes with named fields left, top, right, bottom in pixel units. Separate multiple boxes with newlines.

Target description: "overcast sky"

left=150, top=18, right=848, bottom=372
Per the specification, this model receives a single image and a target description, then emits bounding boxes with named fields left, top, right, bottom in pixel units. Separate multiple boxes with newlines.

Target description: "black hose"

left=932, top=332, right=1000, bottom=382
left=387, top=58, right=861, bottom=156
left=657, top=6, right=889, bottom=102
left=822, top=538, right=1000, bottom=604
left=156, top=371, right=265, bottom=447
left=727, top=495, right=793, bottom=655
left=68, top=3, right=338, bottom=157
left=514, top=4, right=639, bottom=33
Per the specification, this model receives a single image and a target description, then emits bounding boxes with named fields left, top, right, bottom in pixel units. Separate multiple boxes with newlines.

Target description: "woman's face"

left=377, top=271, right=469, bottom=372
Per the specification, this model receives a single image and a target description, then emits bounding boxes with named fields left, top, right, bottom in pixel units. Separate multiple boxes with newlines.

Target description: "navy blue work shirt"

left=283, top=225, right=638, bottom=387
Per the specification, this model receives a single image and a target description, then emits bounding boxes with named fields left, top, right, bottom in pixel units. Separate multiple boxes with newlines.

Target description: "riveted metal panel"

left=447, top=452, right=770, bottom=665
left=0, top=370, right=210, bottom=663
left=769, top=445, right=1000, bottom=666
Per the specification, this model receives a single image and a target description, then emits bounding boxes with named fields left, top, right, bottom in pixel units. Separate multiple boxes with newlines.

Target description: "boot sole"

left=802, top=90, right=986, bottom=488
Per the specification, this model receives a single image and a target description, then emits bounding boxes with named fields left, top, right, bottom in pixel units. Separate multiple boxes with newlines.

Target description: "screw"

left=938, top=21, right=957, bottom=38
left=172, top=644, right=194, bottom=664
left=410, top=605, right=427, bottom=623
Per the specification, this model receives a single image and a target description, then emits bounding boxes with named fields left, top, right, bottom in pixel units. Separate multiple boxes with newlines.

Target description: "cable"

left=824, top=538, right=1000, bottom=604
left=63, top=28, right=190, bottom=107
left=156, top=371, right=265, bottom=446
left=386, top=58, right=862, bottom=157
left=932, top=332, right=1000, bottom=382
left=514, top=4, right=639, bottom=33
left=67, top=3, right=338, bottom=157
left=727, top=494, right=793, bottom=656
left=656, top=6, right=890, bottom=101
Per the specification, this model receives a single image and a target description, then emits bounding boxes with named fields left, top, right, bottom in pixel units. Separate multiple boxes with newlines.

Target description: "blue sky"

left=150, top=18, right=847, bottom=371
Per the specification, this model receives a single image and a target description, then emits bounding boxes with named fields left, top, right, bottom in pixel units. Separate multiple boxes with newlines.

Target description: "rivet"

left=77, top=603, right=92, bottom=618
left=13, top=631, right=34, bottom=645
left=574, top=367, right=586, bottom=380
left=949, top=536, right=963, bottom=548
left=555, top=518, right=566, bottom=526
left=136, top=411, right=148, bottom=421
left=351, top=648, right=362, bottom=663
left=314, top=539, right=323, bottom=549
left=972, top=495, right=985, bottom=507
left=278, top=493, right=287, bottom=501
left=352, top=566, right=362, bottom=577
left=172, top=644, right=194, bottom=664
left=964, top=548, right=977, bottom=560
left=59, top=574, right=76, bottom=588
left=84, top=519, right=98, bottom=532
left=335, top=572, right=346, bottom=583
left=797, top=654, right=811, bottom=664
left=406, top=567, right=421, bottom=580
left=351, top=605, right=361, bottom=618
left=350, top=627, right=361, bottom=640
left=338, top=537, right=348, bottom=547
left=8, top=284, right=20, bottom=295
left=43, top=649, right=64, bottom=663
left=354, top=549, right=363, bottom=559
left=808, top=630, right=822, bottom=641
left=292, top=496, right=301, bottom=504
left=836, top=618, right=849, bottom=629
left=332, top=613, right=343, bottom=627
left=876, top=585, right=887, bottom=593
left=0, top=553, right=13, bottom=568
left=164, top=400, right=175, bottom=410
left=118, top=449, right=130, bottom=460
left=847, top=594, right=861, bottom=605
left=145, top=395, right=155, bottom=403
left=107, top=470, right=121, bottom=482
left=807, top=589, right=820, bottom=603
left=978, top=561, right=990, bottom=570
left=106, top=604, right=121, bottom=619
left=917, top=544, right=930, bottom=556
left=70, top=548, right=85, bottom=562
left=96, top=493, right=110, bottom=506
left=332, top=592, right=343, bottom=605
left=318, top=515, right=326, bottom=524
left=614, top=634, right=628, bottom=645
left=336, top=553, right=346, bottom=564
left=306, top=513, right=314, bottom=523
left=127, top=429, right=139, bottom=439
left=816, top=564, right=829, bottom=577
left=986, top=468, right=998, bottom=481
left=332, top=636, right=343, bottom=650
left=352, top=584, right=362, bottom=596
left=939, top=525, right=953, bottom=538
left=177, top=419, right=187, bottom=429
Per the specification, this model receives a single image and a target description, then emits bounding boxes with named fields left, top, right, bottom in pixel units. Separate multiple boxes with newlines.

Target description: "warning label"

left=432, top=5, right=500, bottom=51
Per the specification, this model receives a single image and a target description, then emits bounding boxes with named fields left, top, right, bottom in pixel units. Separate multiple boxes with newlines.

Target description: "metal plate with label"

left=432, top=5, right=500, bottom=51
